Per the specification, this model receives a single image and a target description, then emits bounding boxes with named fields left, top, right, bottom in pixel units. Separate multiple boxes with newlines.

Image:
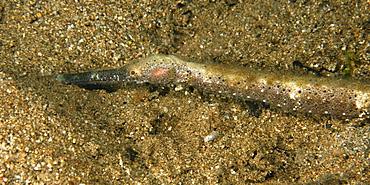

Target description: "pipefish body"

left=57, top=54, right=370, bottom=117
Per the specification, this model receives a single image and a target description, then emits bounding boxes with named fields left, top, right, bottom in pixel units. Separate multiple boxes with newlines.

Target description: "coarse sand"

left=0, top=1, right=369, bottom=184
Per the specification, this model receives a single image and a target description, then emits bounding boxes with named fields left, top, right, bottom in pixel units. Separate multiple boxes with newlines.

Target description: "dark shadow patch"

left=244, top=100, right=263, bottom=118
left=75, top=83, right=121, bottom=93
left=224, top=0, right=239, bottom=7
left=125, top=147, right=139, bottom=162
left=292, top=60, right=324, bottom=77
left=148, top=85, right=171, bottom=96
left=149, top=115, right=164, bottom=135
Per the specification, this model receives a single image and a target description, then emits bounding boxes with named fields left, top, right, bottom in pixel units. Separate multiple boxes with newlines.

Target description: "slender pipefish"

left=56, top=54, right=370, bottom=117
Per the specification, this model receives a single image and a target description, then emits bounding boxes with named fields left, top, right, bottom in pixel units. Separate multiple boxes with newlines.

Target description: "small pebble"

left=204, top=131, right=220, bottom=142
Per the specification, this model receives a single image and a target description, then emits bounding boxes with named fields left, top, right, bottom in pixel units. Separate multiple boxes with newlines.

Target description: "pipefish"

left=57, top=54, right=370, bottom=117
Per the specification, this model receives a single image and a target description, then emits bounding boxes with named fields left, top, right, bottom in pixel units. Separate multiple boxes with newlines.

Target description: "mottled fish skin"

left=57, top=54, right=370, bottom=117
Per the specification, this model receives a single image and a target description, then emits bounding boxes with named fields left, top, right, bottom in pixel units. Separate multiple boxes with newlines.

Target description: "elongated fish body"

left=57, top=54, right=370, bottom=117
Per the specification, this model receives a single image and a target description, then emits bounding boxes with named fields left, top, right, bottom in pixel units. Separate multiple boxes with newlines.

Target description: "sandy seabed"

left=0, top=1, right=369, bottom=184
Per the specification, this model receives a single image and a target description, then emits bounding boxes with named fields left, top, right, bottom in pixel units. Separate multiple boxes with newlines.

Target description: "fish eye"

left=130, top=70, right=136, bottom=75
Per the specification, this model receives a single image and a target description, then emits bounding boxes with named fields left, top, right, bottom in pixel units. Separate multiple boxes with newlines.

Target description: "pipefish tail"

left=57, top=54, right=370, bottom=117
